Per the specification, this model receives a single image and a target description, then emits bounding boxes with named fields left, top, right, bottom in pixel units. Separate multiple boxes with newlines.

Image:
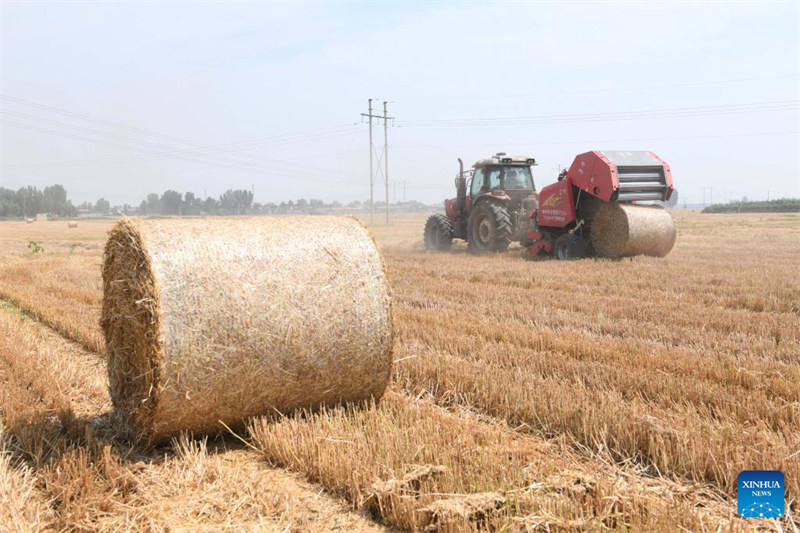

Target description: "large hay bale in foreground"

left=590, top=204, right=676, bottom=258
left=102, top=217, right=392, bottom=442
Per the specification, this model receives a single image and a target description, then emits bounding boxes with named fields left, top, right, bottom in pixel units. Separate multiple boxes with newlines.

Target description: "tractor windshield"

left=501, top=166, right=534, bottom=190
left=473, top=165, right=535, bottom=195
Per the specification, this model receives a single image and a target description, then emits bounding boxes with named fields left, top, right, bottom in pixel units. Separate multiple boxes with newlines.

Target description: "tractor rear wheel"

left=467, top=201, right=512, bottom=254
left=554, top=233, right=587, bottom=260
left=424, top=213, right=454, bottom=251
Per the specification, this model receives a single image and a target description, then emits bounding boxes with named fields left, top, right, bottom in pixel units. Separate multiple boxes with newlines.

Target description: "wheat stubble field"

left=0, top=211, right=797, bottom=532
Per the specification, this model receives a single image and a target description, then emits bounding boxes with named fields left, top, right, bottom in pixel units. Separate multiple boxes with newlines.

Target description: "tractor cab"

left=426, top=152, right=539, bottom=254
left=469, top=155, right=537, bottom=207
left=451, top=153, right=537, bottom=217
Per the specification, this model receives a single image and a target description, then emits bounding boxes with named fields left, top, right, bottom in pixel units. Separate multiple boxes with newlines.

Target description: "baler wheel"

left=554, top=233, right=587, bottom=260
left=467, top=202, right=512, bottom=254
left=424, top=213, right=454, bottom=251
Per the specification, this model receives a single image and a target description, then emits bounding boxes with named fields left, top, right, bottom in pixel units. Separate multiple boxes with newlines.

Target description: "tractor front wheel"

left=467, top=202, right=512, bottom=254
left=554, top=233, right=587, bottom=260
left=424, top=213, right=454, bottom=251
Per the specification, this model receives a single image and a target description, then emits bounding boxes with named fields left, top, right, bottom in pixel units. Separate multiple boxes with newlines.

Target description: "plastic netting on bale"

left=102, top=216, right=393, bottom=443
left=590, top=204, right=677, bottom=258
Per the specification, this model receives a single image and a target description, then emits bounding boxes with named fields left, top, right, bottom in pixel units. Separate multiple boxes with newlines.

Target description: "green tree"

left=16, top=186, right=43, bottom=217
left=42, top=185, right=69, bottom=215
left=0, top=188, right=19, bottom=217
left=203, top=196, right=218, bottom=214
left=219, top=189, right=253, bottom=214
left=160, top=190, right=183, bottom=215
left=184, top=191, right=196, bottom=215
left=146, top=193, right=161, bottom=215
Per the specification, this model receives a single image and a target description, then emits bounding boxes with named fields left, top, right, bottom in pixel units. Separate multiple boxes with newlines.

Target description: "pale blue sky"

left=1, top=1, right=798, bottom=206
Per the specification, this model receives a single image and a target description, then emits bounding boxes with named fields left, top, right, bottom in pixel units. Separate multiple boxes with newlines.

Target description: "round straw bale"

left=590, top=203, right=676, bottom=258
left=102, top=216, right=392, bottom=442
left=67, top=221, right=78, bottom=228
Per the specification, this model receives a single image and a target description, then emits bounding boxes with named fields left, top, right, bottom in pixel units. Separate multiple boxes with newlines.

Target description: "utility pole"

left=383, top=101, right=391, bottom=225
left=361, top=99, right=394, bottom=225
left=367, top=99, right=374, bottom=225
left=393, top=180, right=406, bottom=203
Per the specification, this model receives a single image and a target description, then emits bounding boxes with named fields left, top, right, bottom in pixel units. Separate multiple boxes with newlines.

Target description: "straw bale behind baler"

left=102, top=216, right=392, bottom=442
left=590, top=203, right=677, bottom=258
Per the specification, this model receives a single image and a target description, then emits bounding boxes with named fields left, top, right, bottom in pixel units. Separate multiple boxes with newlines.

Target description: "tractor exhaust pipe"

left=456, top=158, right=466, bottom=213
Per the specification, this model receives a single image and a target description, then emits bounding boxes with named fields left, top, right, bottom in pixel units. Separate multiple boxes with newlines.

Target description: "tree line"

left=0, top=184, right=430, bottom=218
left=0, top=186, right=258, bottom=217
left=0, top=185, right=77, bottom=218
left=138, top=189, right=255, bottom=215
left=139, top=191, right=428, bottom=214
left=702, top=198, right=800, bottom=213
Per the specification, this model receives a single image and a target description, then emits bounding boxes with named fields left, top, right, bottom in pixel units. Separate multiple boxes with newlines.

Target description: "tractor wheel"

left=424, top=213, right=454, bottom=251
left=467, top=201, right=512, bottom=254
left=554, top=233, right=587, bottom=260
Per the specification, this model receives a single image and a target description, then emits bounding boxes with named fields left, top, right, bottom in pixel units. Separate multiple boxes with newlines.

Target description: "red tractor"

left=424, top=153, right=539, bottom=254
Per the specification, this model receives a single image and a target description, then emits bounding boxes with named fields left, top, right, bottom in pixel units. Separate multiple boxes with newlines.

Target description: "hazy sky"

left=1, top=1, right=798, bottom=206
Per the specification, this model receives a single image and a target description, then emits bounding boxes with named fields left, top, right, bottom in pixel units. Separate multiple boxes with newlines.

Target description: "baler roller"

left=618, top=172, right=664, bottom=181
left=619, top=182, right=667, bottom=191
left=615, top=159, right=671, bottom=201
left=617, top=191, right=668, bottom=202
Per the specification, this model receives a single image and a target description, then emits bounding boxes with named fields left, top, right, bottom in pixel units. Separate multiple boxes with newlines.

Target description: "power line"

left=399, top=73, right=800, bottom=101
left=1, top=116, right=357, bottom=180
left=0, top=118, right=355, bottom=182
left=1, top=119, right=361, bottom=186
left=393, top=130, right=800, bottom=149
left=0, top=94, right=360, bottom=180
left=397, top=100, right=799, bottom=127
left=0, top=94, right=355, bottom=151
left=1, top=111, right=357, bottom=170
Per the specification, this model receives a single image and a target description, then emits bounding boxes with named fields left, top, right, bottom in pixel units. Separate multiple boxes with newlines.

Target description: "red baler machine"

left=526, top=151, right=675, bottom=259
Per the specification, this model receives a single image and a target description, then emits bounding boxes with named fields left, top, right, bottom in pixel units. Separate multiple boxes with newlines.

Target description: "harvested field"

left=0, top=300, right=387, bottom=532
left=0, top=212, right=797, bottom=531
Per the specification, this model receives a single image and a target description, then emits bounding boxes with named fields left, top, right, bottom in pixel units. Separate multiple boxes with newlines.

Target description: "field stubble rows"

left=0, top=212, right=797, bottom=531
